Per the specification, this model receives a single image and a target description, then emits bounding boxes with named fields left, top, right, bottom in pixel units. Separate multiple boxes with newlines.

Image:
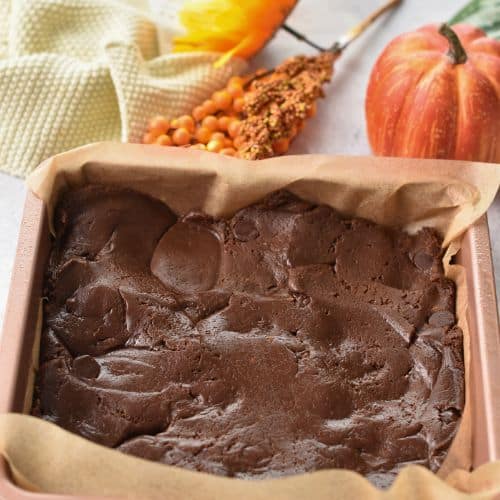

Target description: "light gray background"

left=0, top=0, right=498, bottom=328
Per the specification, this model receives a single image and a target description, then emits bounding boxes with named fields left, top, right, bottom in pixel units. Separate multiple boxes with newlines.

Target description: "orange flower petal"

left=173, top=0, right=298, bottom=64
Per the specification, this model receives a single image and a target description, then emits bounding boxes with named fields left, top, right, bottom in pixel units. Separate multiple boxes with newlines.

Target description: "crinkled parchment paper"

left=0, top=142, right=499, bottom=499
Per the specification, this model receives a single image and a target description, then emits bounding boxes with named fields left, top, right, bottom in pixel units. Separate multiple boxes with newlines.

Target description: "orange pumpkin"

left=366, top=23, right=500, bottom=163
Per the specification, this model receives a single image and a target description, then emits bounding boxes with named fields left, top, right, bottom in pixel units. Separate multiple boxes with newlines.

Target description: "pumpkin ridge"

left=452, top=65, right=463, bottom=160
left=391, top=61, right=444, bottom=156
left=447, top=23, right=486, bottom=44
left=456, top=63, right=499, bottom=161
left=381, top=28, right=446, bottom=56
left=468, top=41, right=500, bottom=59
left=470, top=52, right=500, bottom=63
left=391, top=50, right=453, bottom=62
left=378, top=54, right=442, bottom=85
left=366, top=70, right=414, bottom=155
left=468, top=54, right=500, bottom=101
left=398, top=31, right=446, bottom=52
left=367, top=54, right=442, bottom=154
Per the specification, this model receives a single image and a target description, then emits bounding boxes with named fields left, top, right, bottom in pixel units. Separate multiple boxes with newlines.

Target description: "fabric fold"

left=0, top=0, right=245, bottom=177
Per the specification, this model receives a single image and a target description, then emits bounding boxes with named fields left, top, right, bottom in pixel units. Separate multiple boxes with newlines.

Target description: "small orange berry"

left=272, top=138, right=290, bottom=155
left=148, top=115, right=169, bottom=134
left=233, top=97, right=245, bottom=114
left=156, top=134, right=172, bottom=146
left=220, top=147, right=236, bottom=156
left=142, top=132, right=156, bottom=144
left=195, top=126, right=212, bottom=144
left=210, top=131, right=226, bottom=142
left=212, top=90, right=232, bottom=111
left=218, top=116, right=231, bottom=131
left=149, top=127, right=164, bottom=138
left=202, top=99, right=217, bottom=115
left=202, top=115, right=219, bottom=132
left=227, top=119, right=241, bottom=138
left=192, top=106, right=206, bottom=122
left=227, top=82, right=244, bottom=98
left=224, top=138, right=233, bottom=148
left=170, top=118, right=180, bottom=129
left=228, top=76, right=245, bottom=87
left=178, top=115, right=195, bottom=133
left=172, top=127, right=191, bottom=146
left=206, top=139, right=224, bottom=153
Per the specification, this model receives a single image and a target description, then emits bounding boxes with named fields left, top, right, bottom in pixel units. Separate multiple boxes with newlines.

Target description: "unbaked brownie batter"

left=32, top=186, right=464, bottom=487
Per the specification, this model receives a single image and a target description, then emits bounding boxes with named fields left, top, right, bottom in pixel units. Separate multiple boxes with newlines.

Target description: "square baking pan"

left=0, top=186, right=498, bottom=499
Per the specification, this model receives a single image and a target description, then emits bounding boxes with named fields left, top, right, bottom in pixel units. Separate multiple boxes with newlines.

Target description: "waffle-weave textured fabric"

left=0, top=0, right=245, bottom=177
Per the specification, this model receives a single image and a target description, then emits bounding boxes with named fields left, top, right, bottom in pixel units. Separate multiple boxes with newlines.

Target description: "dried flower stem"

left=281, top=24, right=327, bottom=52
left=282, top=0, right=403, bottom=55
left=247, top=0, right=403, bottom=88
left=330, top=0, right=402, bottom=53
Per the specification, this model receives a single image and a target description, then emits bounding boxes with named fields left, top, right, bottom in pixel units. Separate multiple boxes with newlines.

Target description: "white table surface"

left=0, top=0, right=499, bottom=328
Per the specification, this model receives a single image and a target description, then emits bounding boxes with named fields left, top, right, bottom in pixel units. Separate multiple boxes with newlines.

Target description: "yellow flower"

left=173, top=0, right=298, bottom=67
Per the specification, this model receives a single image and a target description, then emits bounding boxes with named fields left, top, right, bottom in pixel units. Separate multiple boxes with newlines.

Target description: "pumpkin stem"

left=439, top=24, right=467, bottom=64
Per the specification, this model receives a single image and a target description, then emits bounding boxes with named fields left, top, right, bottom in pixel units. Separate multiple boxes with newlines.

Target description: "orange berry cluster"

left=142, top=76, right=247, bottom=157
left=142, top=53, right=334, bottom=159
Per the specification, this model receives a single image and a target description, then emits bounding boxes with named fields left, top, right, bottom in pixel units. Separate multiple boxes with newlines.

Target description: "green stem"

left=439, top=24, right=467, bottom=64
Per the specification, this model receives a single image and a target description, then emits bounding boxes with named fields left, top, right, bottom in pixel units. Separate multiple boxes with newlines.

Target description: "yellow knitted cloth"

left=0, top=0, right=246, bottom=177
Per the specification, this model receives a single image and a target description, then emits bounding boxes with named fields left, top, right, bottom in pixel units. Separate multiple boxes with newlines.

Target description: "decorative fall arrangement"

left=142, top=53, right=334, bottom=159
left=141, top=0, right=500, bottom=165
left=142, top=0, right=402, bottom=159
left=366, top=23, right=500, bottom=163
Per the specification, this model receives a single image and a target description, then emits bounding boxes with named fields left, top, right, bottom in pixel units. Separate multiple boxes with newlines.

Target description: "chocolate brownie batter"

left=32, top=186, right=464, bottom=487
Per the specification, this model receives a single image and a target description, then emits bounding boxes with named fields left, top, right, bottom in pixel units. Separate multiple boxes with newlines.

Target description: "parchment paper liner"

left=0, top=142, right=499, bottom=499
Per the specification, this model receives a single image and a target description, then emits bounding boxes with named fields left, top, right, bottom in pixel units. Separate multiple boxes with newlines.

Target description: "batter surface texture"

left=33, top=186, right=464, bottom=487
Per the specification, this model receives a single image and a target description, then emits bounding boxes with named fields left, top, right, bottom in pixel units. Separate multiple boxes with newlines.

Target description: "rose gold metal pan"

left=0, top=190, right=498, bottom=499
